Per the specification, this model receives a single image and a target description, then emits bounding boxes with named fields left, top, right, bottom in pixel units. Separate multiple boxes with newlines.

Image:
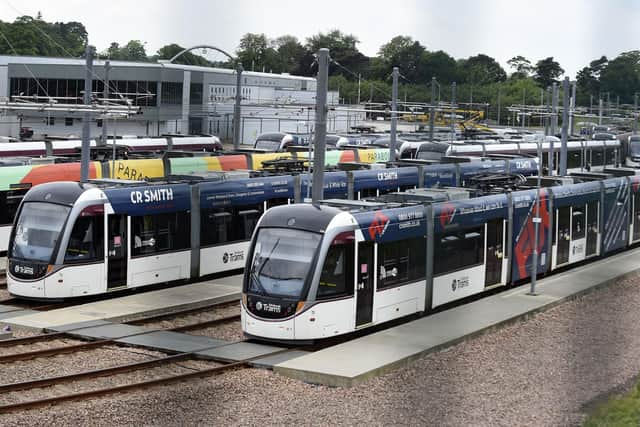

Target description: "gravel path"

left=2, top=273, right=640, bottom=425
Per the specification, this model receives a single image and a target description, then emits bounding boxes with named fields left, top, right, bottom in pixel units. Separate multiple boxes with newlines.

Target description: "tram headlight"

left=242, top=293, right=247, bottom=308
left=296, top=301, right=305, bottom=313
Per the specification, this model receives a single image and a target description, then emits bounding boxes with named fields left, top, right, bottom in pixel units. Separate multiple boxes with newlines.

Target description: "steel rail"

left=0, top=347, right=294, bottom=414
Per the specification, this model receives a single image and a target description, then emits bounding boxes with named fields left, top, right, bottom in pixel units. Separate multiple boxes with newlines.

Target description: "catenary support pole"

left=550, top=83, right=558, bottom=175
left=529, top=140, right=542, bottom=296
left=560, top=77, right=569, bottom=176
left=429, top=77, right=436, bottom=142
left=100, top=60, right=110, bottom=146
left=233, top=62, right=243, bottom=149
left=80, top=45, right=95, bottom=183
left=569, top=81, right=576, bottom=136
left=450, top=82, right=456, bottom=141
left=496, top=85, right=501, bottom=126
left=311, top=48, right=329, bottom=204
left=634, top=93, right=638, bottom=135
left=390, top=67, right=398, bottom=162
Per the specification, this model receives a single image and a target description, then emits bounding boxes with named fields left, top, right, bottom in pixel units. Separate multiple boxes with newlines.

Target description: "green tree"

left=272, top=35, right=307, bottom=75
left=533, top=57, right=564, bottom=88
left=306, top=30, right=369, bottom=77
left=102, top=40, right=148, bottom=61
left=458, top=54, right=507, bottom=85
left=507, top=55, right=534, bottom=79
left=421, top=50, right=457, bottom=84
left=600, top=51, right=640, bottom=103
left=0, top=15, right=88, bottom=57
left=377, top=35, right=426, bottom=83
left=237, top=33, right=270, bottom=71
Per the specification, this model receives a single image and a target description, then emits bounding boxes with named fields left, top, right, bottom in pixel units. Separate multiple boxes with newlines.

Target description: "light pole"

left=528, top=139, right=542, bottom=296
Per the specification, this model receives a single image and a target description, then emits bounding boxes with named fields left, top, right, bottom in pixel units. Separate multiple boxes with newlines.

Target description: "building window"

left=65, top=117, right=73, bottom=126
left=190, top=83, right=203, bottom=105
left=161, top=82, right=183, bottom=105
left=45, top=117, right=55, bottom=126
left=9, top=78, right=157, bottom=107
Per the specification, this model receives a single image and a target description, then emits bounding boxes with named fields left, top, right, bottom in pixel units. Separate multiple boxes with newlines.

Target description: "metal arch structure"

left=165, top=45, right=243, bottom=149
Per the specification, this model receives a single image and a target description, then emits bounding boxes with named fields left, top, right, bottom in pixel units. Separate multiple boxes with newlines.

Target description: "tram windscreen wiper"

left=249, top=271, right=267, bottom=295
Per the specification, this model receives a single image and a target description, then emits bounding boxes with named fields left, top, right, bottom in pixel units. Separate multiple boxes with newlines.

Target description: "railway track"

left=0, top=312, right=241, bottom=363
left=0, top=344, right=295, bottom=414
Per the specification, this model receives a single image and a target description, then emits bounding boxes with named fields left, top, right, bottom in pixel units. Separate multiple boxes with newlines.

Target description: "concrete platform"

left=0, top=275, right=242, bottom=332
left=49, top=318, right=298, bottom=366
left=275, top=247, right=640, bottom=387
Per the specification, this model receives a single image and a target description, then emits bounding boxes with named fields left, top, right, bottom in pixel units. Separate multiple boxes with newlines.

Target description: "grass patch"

left=584, top=382, right=640, bottom=426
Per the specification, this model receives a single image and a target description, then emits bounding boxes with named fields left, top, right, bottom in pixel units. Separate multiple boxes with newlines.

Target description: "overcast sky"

left=2, top=0, right=640, bottom=78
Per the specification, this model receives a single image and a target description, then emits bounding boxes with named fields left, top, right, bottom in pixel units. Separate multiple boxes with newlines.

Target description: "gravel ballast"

left=2, top=273, right=640, bottom=425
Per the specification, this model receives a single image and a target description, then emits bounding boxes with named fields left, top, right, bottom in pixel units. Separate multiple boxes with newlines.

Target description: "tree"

left=421, top=50, right=457, bottom=84
left=533, top=57, right=564, bottom=88
left=599, top=51, right=640, bottom=103
left=458, top=54, right=507, bottom=85
left=272, top=35, right=307, bottom=75
left=377, top=36, right=426, bottom=83
left=507, top=55, right=534, bottom=79
left=306, top=30, right=368, bottom=77
left=0, top=15, right=88, bottom=57
left=237, top=33, right=273, bottom=71
left=102, top=40, right=148, bottom=61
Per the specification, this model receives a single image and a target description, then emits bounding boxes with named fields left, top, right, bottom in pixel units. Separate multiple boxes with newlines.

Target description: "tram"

left=400, top=138, right=622, bottom=174
left=6, top=156, right=539, bottom=299
left=0, top=136, right=222, bottom=158
left=241, top=171, right=640, bottom=342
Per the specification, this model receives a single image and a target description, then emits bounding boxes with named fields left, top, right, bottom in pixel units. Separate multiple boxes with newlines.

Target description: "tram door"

left=556, top=207, right=571, bottom=265
left=485, top=219, right=504, bottom=287
left=633, top=193, right=640, bottom=242
left=107, top=214, right=128, bottom=289
left=355, top=241, right=374, bottom=328
left=586, top=201, right=599, bottom=256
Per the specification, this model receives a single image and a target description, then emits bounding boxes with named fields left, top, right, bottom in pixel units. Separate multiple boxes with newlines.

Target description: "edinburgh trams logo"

left=451, top=276, right=469, bottom=291
left=255, top=301, right=282, bottom=313
left=14, top=264, right=34, bottom=275
left=222, top=251, right=244, bottom=264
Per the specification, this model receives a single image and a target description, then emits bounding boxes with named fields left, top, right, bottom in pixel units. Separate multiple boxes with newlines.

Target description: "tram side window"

left=377, top=237, right=426, bottom=289
left=65, top=215, right=104, bottom=263
left=358, top=188, right=378, bottom=199
left=132, top=212, right=190, bottom=256
left=0, top=190, right=28, bottom=225
left=317, top=237, right=355, bottom=299
left=266, top=198, right=289, bottom=209
left=201, top=204, right=263, bottom=246
left=434, top=227, right=484, bottom=276
left=592, top=148, right=604, bottom=166
left=567, top=150, right=582, bottom=169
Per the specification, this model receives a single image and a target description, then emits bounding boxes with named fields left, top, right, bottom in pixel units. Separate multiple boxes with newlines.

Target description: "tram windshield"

left=10, top=202, right=70, bottom=262
left=248, top=227, right=321, bottom=298
left=629, top=138, right=640, bottom=156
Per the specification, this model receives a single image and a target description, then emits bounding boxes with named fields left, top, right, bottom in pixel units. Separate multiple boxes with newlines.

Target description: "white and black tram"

left=241, top=172, right=640, bottom=342
left=5, top=157, right=540, bottom=300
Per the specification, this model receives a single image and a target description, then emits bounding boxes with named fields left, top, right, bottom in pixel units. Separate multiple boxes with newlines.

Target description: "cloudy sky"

left=2, top=0, right=640, bottom=78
